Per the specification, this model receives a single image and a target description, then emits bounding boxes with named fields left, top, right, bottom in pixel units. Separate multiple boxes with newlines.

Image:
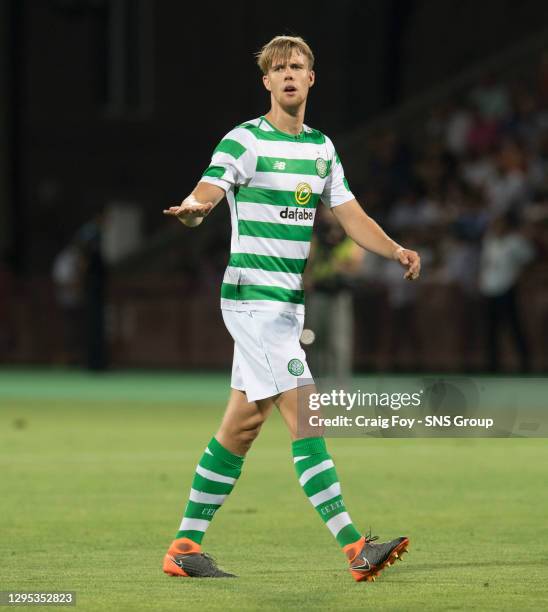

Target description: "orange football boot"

left=163, top=537, right=235, bottom=578
left=344, top=533, right=409, bottom=582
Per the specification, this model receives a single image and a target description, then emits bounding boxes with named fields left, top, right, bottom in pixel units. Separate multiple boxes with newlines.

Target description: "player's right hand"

left=163, top=201, right=213, bottom=220
left=163, top=195, right=214, bottom=226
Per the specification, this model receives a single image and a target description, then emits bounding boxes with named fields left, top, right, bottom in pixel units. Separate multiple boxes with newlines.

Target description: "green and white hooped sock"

left=292, top=436, right=362, bottom=548
left=176, top=436, right=244, bottom=544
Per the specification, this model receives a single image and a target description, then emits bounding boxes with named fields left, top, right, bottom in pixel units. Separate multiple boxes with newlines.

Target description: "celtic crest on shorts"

left=288, top=358, right=305, bottom=376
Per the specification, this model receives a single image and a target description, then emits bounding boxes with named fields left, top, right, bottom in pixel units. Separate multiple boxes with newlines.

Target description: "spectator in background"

left=445, top=100, right=473, bottom=157
left=52, top=239, right=85, bottom=365
left=368, top=130, right=413, bottom=207
left=469, top=73, right=511, bottom=120
left=528, top=128, right=548, bottom=198
left=381, top=232, right=429, bottom=372
left=387, top=182, right=443, bottom=234
left=424, top=103, right=449, bottom=143
left=466, top=102, right=499, bottom=156
left=77, top=213, right=108, bottom=371
left=504, top=89, right=542, bottom=150
left=437, top=189, right=486, bottom=370
left=356, top=53, right=548, bottom=373
left=306, top=207, right=364, bottom=382
left=483, top=140, right=529, bottom=218
left=450, top=184, right=489, bottom=243
left=461, top=147, right=496, bottom=191
left=479, top=211, right=535, bottom=372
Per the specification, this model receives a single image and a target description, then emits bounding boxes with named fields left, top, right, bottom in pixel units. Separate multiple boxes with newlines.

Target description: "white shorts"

left=222, top=309, right=313, bottom=402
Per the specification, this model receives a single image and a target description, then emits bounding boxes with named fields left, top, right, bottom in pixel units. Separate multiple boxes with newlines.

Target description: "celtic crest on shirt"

left=315, top=157, right=328, bottom=178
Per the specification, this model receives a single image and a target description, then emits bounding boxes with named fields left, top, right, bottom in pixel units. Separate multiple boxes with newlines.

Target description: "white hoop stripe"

left=325, top=512, right=352, bottom=536
left=298, top=459, right=334, bottom=486
left=196, top=464, right=236, bottom=485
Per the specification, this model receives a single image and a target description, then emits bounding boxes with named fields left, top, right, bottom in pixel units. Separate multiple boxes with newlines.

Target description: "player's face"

left=262, top=50, right=315, bottom=110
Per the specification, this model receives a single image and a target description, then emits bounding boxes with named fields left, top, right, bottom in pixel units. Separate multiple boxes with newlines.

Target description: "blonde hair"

left=256, top=35, right=315, bottom=75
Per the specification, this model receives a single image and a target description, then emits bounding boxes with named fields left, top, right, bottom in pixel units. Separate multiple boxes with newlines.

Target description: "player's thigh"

left=217, top=388, right=275, bottom=438
left=276, top=384, right=325, bottom=441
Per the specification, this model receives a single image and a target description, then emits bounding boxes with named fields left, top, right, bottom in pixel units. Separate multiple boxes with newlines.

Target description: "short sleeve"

left=200, top=127, right=256, bottom=193
left=321, top=137, right=355, bottom=208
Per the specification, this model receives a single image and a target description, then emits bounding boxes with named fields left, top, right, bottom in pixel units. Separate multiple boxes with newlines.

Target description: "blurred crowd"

left=2, top=51, right=548, bottom=373
left=308, top=52, right=548, bottom=375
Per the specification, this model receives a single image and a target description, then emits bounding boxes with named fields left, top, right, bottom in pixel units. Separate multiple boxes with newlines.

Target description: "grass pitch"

left=1, top=369, right=547, bottom=611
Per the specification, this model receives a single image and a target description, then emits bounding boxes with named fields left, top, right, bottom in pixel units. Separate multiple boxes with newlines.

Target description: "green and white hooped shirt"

left=200, top=116, right=354, bottom=314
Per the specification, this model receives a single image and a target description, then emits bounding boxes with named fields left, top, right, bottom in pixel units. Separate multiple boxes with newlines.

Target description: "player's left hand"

left=394, top=246, right=421, bottom=280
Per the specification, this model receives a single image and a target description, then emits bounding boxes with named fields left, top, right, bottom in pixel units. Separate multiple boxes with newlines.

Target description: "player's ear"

left=262, top=74, right=272, bottom=92
left=308, top=70, right=315, bottom=88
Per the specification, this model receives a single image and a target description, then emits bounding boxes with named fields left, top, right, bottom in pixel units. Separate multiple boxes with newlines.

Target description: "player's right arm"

left=163, top=182, right=225, bottom=228
left=164, top=125, right=256, bottom=228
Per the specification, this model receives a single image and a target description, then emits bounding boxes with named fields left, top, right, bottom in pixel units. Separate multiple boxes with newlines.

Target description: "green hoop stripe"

left=221, top=283, right=305, bottom=305
left=199, top=453, right=241, bottom=479
left=336, top=524, right=361, bottom=548
left=202, top=165, right=226, bottom=178
left=192, top=474, right=234, bottom=495
left=302, top=468, right=339, bottom=498
left=239, top=220, right=313, bottom=242
left=183, top=500, right=221, bottom=520
left=213, top=138, right=247, bottom=159
left=176, top=529, right=206, bottom=543
left=236, top=186, right=319, bottom=209
left=228, top=252, right=307, bottom=274
left=256, top=156, right=318, bottom=175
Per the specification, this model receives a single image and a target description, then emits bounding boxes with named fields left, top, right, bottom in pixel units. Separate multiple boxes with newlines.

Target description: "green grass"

left=1, top=370, right=547, bottom=611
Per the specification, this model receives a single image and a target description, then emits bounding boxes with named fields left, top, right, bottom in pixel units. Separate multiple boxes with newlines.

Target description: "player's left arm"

left=332, top=199, right=421, bottom=280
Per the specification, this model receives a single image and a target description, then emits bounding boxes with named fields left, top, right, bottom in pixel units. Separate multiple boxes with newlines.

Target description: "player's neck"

left=264, top=105, right=305, bottom=136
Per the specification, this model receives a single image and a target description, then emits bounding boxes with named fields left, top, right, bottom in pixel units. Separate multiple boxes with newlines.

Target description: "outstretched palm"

left=163, top=201, right=213, bottom=221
